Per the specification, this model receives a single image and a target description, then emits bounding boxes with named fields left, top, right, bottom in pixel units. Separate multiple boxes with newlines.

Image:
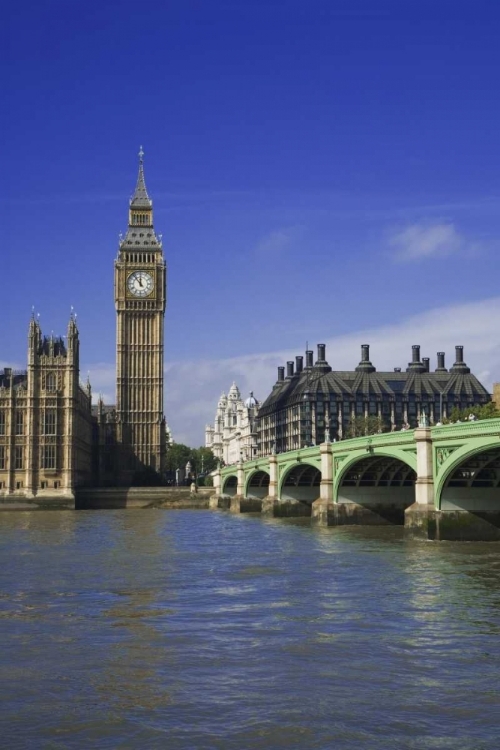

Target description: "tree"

left=165, top=443, right=192, bottom=472
left=446, top=402, right=500, bottom=423
left=345, top=415, right=389, bottom=439
left=164, top=443, right=217, bottom=479
left=191, top=447, right=218, bottom=475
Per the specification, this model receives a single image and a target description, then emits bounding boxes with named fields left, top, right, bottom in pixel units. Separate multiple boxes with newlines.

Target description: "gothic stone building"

left=0, top=316, right=93, bottom=504
left=1, top=150, right=168, bottom=502
left=257, top=343, right=491, bottom=455
left=94, top=148, right=167, bottom=485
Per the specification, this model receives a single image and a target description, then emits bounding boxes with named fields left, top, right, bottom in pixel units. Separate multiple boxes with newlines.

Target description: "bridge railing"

left=431, top=417, right=500, bottom=440
left=219, top=418, right=500, bottom=481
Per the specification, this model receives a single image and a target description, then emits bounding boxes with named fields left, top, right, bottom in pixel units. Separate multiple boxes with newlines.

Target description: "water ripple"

left=0, top=510, right=499, bottom=748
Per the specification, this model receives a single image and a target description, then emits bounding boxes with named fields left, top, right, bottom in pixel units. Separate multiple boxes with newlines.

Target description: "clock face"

left=127, top=270, right=154, bottom=297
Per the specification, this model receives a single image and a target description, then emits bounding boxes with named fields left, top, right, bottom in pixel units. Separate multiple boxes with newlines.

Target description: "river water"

left=1, top=510, right=499, bottom=749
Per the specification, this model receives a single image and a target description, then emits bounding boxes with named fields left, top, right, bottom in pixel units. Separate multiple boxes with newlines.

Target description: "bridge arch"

left=279, top=462, right=321, bottom=504
left=222, top=474, right=238, bottom=496
left=436, top=440, right=500, bottom=510
left=245, top=469, right=270, bottom=499
left=334, top=449, right=417, bottom=522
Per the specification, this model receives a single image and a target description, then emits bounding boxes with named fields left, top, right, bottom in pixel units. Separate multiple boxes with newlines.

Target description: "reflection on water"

left=1, top=510, right=500, bottom=749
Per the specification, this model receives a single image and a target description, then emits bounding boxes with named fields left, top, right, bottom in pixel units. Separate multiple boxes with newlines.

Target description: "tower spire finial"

left=130, top=145, right=151, bottom=209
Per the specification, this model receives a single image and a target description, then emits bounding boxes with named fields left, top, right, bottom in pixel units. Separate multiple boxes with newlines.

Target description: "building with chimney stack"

left=256, top=343, right=491, bottom=455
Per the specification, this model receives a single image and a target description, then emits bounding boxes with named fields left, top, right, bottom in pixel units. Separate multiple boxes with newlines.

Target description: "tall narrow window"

left=15, top=446, right=23, bottom=470
left=43, top=410, right=56, bottom=435
left=15, top=411, right=23, bottom=435
left=42, top=445, right=56, bottom=470
left=0, top=411, right=5, bottom=435
left=0, top=446, right=5, bottom=470
left=46, top=373, right=56, bottom=392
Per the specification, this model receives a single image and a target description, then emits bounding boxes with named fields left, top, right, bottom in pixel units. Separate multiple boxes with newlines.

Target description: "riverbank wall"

left=76, top=487, right=215, bottom=509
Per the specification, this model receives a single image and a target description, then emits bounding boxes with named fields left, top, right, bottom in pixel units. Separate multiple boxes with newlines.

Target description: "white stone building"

left=205, top=383, right=259, bottom=465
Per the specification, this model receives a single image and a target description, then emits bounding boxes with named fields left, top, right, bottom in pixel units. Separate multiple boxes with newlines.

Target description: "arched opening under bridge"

left=440, top=447, right=500, bottom=511
left=246, top=470, right=270, bottom=499
left=337, top=455, right=416, bottom=523
left=280, top=464, right=321, bottom=504
left=222, top=475, right=238, bottom=497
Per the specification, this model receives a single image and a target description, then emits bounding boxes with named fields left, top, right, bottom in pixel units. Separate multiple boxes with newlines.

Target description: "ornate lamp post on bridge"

left=302, top=389, right=312, bottom=448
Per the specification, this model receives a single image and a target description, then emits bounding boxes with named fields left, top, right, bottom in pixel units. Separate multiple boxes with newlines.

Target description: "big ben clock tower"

left=115, top=148, right=167, bottom=482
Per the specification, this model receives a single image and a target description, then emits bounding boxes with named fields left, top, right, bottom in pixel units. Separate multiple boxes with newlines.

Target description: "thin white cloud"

left=389, top=221, right=463, bottom=262
left=253, top=225, right=303, bottom=259
left=83, top=296, right=500, bottom=448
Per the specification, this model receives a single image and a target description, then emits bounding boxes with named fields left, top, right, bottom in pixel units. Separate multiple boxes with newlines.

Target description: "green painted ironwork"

left=218, top=419, right=500, bottom=506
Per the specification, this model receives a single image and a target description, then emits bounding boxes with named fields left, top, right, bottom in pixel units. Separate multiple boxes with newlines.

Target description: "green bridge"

left=213, top=419, right=500, bottom=541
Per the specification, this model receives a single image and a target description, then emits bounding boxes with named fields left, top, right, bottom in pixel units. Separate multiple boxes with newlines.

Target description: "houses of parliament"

left=0, top=150, right=168, bottom=504
left=1, top=150, right=498, bottom=506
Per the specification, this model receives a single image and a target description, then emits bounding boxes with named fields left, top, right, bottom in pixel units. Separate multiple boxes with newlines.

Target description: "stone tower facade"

left=0, top=315, right=93, bottom=505
left=114, top=148, right=167, bottom=482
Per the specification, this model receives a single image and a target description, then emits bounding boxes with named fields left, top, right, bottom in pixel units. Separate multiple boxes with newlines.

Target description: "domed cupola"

left=218, top=392, right=228, bottom=408
left=244, top=391, right=259, bottom=408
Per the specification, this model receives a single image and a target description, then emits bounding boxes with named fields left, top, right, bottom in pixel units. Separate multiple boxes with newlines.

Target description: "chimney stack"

left=451, top=345, right=470, bottom=373
left=422, top=357, right=430, bottom=372
left=305, top=350, right=314, bottom=368
left=295, top=356, right=303, bottom=374
left=286, top=361, right=294, bottom=378
left=356, top=343, right=376, bottom=373
left=407, top=344, right=426, bottom=372
left=317, top=343, right=326, bottom=361
left=436, top=352, right=447, bottom=372
left=277, top=366, right=285, bottom=382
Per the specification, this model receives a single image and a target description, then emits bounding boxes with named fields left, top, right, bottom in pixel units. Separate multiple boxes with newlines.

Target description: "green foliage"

left=165, top=443, right=217, bottom=476
left=445, top=402, right=500, bottom=424
left=345, top=415, right=389, bottom=438
left=165, top=443, right=192, bottom=472
left=192, top=447, right=218, bottom=475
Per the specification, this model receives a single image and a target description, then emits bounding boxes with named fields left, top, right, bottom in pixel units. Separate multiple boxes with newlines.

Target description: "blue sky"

left=3, top=0, right=500, bottom=445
